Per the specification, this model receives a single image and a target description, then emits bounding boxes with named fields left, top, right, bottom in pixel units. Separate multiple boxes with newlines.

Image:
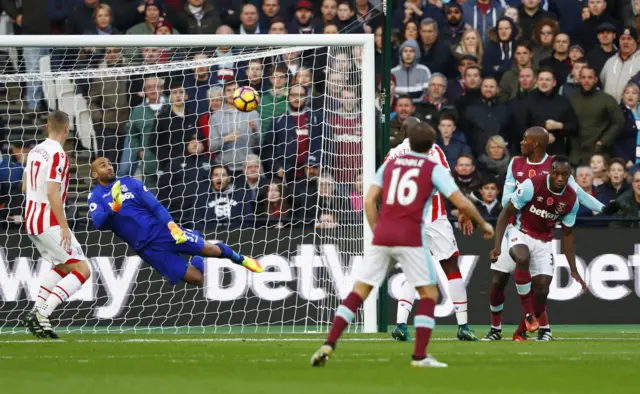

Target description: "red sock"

left=413, top=297, right=436, bottom=360
left=489, top=286, right=505, bottom=329
left=325, top=292, right=363, bottom=347
left=515, top=318, right=527, bottom=335
left=514, top=269, right=533, bottom=315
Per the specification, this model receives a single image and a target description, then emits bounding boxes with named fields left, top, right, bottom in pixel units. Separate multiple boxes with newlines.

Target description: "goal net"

left=0, top=35, right=377, bottom=334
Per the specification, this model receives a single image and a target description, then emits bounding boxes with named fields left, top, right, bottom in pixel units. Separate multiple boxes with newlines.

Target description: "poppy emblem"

left=529, top=169, right=536, bottom=177
left=547, top=197, right=554, bottom=206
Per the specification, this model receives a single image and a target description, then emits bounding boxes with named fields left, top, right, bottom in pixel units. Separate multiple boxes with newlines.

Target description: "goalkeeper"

left=88, top=158, right=263, bottom=286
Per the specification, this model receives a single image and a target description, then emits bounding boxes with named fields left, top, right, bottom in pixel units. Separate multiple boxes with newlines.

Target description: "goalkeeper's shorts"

left=136, top=227, right=205, bottom=285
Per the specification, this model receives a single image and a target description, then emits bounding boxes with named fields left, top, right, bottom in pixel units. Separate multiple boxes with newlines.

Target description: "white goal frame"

left=2, top=34, right=378, bottom=333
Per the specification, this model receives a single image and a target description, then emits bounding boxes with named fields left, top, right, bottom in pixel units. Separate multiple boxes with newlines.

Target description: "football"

left=233, top=86, right=260, bottom=112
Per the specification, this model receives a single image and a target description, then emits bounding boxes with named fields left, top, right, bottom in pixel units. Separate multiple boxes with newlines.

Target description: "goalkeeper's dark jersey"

left=88, top=177, right=174, bottom=251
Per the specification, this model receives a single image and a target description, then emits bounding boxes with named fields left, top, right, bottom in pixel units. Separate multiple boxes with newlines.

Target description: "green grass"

left=0, top=326, right=638, bottom=394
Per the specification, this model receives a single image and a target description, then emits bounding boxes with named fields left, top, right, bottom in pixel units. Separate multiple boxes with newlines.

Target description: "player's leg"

left=482, top=270, right=510, bottom=341
left=392, top=279, right=415, bottom=342
left=311, top=246, right=388, bottom=367
left=508, top=231, right=538, bottom=332
left=530, top=246, right=554, bottom=341
left=197, top=236, right=263, bottom=273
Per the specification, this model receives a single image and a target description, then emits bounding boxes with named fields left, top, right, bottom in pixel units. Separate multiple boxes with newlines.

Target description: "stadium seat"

left=39, top=55, right=57, bottom=111
left=76, top=109, right=97, bottom=154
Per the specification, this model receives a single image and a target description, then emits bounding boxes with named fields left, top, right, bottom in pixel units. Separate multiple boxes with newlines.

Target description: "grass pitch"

left=0, top=325, right=638, bottom=394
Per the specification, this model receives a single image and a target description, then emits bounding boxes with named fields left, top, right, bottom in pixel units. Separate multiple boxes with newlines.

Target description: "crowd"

left=1, top=0, right=640, bottom=230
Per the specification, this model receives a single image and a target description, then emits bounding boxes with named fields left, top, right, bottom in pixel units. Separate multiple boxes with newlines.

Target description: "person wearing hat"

left=601, top=27, right=640, bottom=102
left=571, top=0, right=621, bottom=52
left=288, top=0, right=315, bottom=34
left=441, top=2, right=467, bottom=48
left=585, top=22, right=618, bottom=76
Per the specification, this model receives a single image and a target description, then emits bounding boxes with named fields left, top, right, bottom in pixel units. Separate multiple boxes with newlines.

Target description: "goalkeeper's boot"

left=23, top=311, right=45, bottom=338
left=310, top=344, right=334, bottom=367
left=457, top=324, right=479, bottom=341
left=524, top=313, right=539, bottom=333
left=411, top=355, right=448, bottom=368
left=35, top=311, right=58, bottom=339
left=241, top=257, right=264, bottom=273
left=512, top=332, right=529, bottom=342
left=481, top=327, right=503, bottom=341
left=535, top=328, right=553, bottom=342
left=391, top=323, right=413, bottom=342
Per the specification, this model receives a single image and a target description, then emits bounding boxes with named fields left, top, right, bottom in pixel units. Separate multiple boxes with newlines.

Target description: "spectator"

left=128, top=47, right=168, bottom=107
left=505, top=67, right=538, bottom=151
left=402, top=20, right=420, bottom=41
left=89, top=47, right=130, bottom=168
left=306, top=172, right=349, bottom=222
left=522, top=68, right=578, bottom=155
left=392, top=39, right=431, bottom=103
left=602, top=27, right=640, bottom=102
left=499, top=41, right=534, bottom=101
left=460, top=0, right=503, bottom=42
left=503, top=6, right=519, bottom=23
left=264, top=84, right=324, bottom=179
left=607, top=168, right=640, bottom=228
left=348, top=172, right=364, bottom=213
left=417, top=73, right=455, bottom=127
left=447, top=55, right=478, bottom=103
left=569, top=44, right=585, bottom=63
left=442, top=2, right=467, bottom=48
left=237, top=3, right=262, bottom=34
left=0, top=141, right=27, bottom=228
left=259, top=0, right=281, bottom=28
left=455, top=64, right=484, bottom=115
left=210, top=25, right=236, bottom=84
left=268, top=16, right=288, bottom=34
left=452, top=154, right=484, bottom=203
left=418, top=18, right=454, bottom=76
left=235, top=154, right=268, bottom=202
left=154, top=18, right=174, bottom=35
left=127, top=1, right=172, bottom=34
left=48, top=0, right=74, bottom=34
left=573, top=0, right=621, bottom=52
left=244, top=59, right=269, bottom=96
left=585, top=22, right=618, bottom=76
left=354, top=0, right=382, bottom=33
left=183, top=53, right=216, bottom=118
left=328, top=88, right=362, bottom=183
left=215, top=0, right=243, bottom=29
left=590, top=153, right=608, bottom=187
left=335, top=0, right=365, bottom=34
left=375, top=74, right=397, bottom=116
left=150, top=81, right=200, bottom=173
left=66, top=0, right=101, bottom=35
left=559, top=57, right=588, bottom=98
left=209, top=81, right=261, bottom=176
left=518, top=0, right=556, bottom=41
left=478, top=135, right=510, bottom=182
left=581, top=6, right=591, bottom=21
left=289, top=0, right=316, bottom=34
left=192, top=165, right=255, bottom=229
left=568, top=66, right=624, bottom=166
left=118, top=77, right=168, bottom=184
left=294, top=67, right=321, bottom=109
left=482, top=16, right=519, bottom=79
left=463, top=76, right=509, bottom=155
left=393, top=0, right=446, bottom=31
left=85, top=4, right=120, bottom=35
left=531, top=18, right=559, bottom=66
left=179, top=0, right=221, bottom=35
left=436, top=113, right=472, bottom=166
left=313, top=0, right=338, bottom=32
left=389, top=95, right=415, bottom=148
left=198, top=85, right=224, bottom=147
left=474, top=180, right=502, bottom=218
left=616, top=83, right=640, bottom=167
left=256, top=180, right=291, bottom=224
left=597, top=158, right=630, bottom=204
left=539, top=33, right=571, bottom=86
left=454, top=29, right=484, bottom=62
left=548, top=0, right=584, bottom=35
left=575, top=166, right=601, bottom=217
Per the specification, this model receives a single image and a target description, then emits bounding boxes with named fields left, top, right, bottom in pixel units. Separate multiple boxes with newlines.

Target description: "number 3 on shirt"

left=30, top=161, right=41, bottom=190
left=386, top=168, right=419, bottom=206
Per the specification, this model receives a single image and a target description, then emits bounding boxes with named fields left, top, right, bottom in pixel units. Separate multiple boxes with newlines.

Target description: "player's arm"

left=492, top=179, right=534, bottom=259
left=569, top=176, right=604, bottom=213
left=21, top=172, right=26, bottom=194
left=432, top=165, right=494, bottom=239
left=364, top=185, right=382, bottom=232
left=561, top=201, right=588, bottom=292
left=47, top=153, right=71, bottom=250
left=501, top=159, right=517, bottom=207
left=88, top=194, right=112, bottom=230
left=136, top=180, right=187, bottom=244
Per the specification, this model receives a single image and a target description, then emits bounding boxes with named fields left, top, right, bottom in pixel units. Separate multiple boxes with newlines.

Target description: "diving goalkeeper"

left=88, top=158, right=263, bottom=286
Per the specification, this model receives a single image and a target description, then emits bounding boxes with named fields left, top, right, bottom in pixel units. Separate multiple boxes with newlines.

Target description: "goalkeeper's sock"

left=397, top=280, right=414, bottom=325
left=34, top=267, right=67, bottom=311
left=191, top=256, right=205, bottom=274
left=216, top=243, right=243, bottom=265
left=325, top=292, right=363, bottom=348
left=40, top=271, right=86, bottom=318
left=447, top=271, right=468, bottom=326
left=489, top=286, right=506, bottom=330
left=413, top=297, right=436, bottom=360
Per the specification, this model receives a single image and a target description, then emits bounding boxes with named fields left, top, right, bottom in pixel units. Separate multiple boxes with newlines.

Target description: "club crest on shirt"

left=557, top=202, right=566, bottom=213
left=121, top=184, right=129, bottom=192
left=547, top=197, right=554, bottom=206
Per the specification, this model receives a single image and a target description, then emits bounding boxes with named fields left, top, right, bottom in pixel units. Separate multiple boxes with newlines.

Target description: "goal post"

left=0, top=34, right=378, bottom=334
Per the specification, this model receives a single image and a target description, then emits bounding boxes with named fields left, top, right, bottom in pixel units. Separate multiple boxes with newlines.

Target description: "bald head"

left=91, top=157, right=116, bottom=185
left=408, top=122, right=436, bottom=153
left=526, top=126, right=549, bottom=148
left=400, top=117, right=421, bottom=140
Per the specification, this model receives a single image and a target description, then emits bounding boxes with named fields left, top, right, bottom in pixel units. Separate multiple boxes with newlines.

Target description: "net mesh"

left=0, top=42, right=366, bottom=333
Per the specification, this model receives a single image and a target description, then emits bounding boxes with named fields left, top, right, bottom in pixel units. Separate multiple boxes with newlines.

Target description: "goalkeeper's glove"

left=601, top=200, right=622, bottom=216
left=110, top=180, right=125, bottom=212
left=168, top=222, right=187, bottom=244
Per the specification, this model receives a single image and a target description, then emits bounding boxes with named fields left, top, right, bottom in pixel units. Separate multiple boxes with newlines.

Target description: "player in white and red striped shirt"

left=22, top=111, right=91, bottom=339
left=386, top=118, right=478, bottom=341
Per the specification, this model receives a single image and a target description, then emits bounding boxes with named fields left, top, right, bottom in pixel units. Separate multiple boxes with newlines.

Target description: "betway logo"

left=529, top=205, right=559, bottom=220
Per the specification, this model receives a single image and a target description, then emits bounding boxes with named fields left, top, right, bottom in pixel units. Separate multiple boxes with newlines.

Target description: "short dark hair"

left=464, top=65, right=482, bottom=77
left=573, top=58, right=589, bottom=66
left=337, top=0, right=354, bottom=11
left=269, top=16, right=286, bottom=28
left=439, top=113, right=456, bottom=124
left=47, top=110, right=70, bottom=133
left=169, top=79, right=185, bottom=91
left=396, top=94, right=414, bottom=104
left=271, top=64, right=289, bottom=76
left=211, top=164, right=228, bottom=175
left=407, top=122, right=436, bottom=153
left=457, top=153, right=474, bottom=165
left=538, top=67, right=556, bottom=79
left=551, top=155, right=570, bottom=168
left=515, top=40, right=533, bottom=52
left=609, top=157, right=626, bottom=169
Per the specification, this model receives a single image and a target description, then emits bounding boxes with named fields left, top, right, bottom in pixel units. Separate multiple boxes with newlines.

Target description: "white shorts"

left=28, top=226, right=86, bottom=265
left=491, top=225, right=553, bottom=277
left=355, top=245, right=437, bottom=288
left=424, top=216, right=459, bottom=261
